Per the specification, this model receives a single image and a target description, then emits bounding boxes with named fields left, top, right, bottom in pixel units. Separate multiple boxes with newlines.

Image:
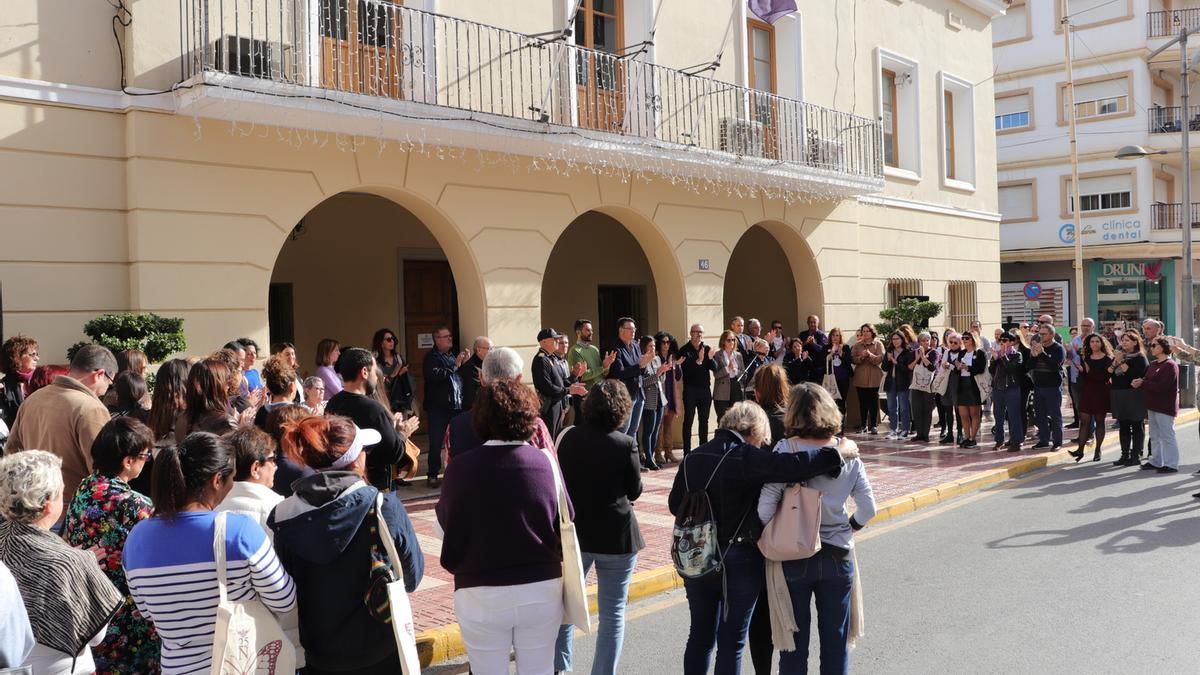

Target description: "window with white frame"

left=940, top=73, right=975, bottom=189
left=995, top=90, right=1033, bottom=132
left=1063, top=171, right=1135, bottom=216
left=877, top=49, right=919, bottom=178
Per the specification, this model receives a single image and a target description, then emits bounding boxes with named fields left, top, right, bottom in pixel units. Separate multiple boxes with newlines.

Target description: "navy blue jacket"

left=423, top=348, right=463, bottom=412
left=269, top=472, right=423, bottom=672
left=607, top=340, right=644, bottom=400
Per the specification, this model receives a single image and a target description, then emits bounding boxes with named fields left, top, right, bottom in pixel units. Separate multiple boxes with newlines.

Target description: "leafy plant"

left=66, top=313, right=187, bottom=363
left=875, top=298, right=944, bottom=337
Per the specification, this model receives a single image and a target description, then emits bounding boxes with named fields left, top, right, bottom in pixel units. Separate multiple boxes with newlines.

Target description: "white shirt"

left=25, top=628, right=104, bottom=675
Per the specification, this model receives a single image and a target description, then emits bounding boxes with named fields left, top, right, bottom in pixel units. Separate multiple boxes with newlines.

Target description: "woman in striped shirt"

left=124, top=432, right=296, bottom=675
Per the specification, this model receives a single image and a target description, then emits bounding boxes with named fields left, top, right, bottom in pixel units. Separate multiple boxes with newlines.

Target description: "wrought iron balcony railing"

left=178, top=0, right=882, bottom=183
left=1151, top=202, right=1200, bottom=230
left=1148, top=8, right=1200, bottom=38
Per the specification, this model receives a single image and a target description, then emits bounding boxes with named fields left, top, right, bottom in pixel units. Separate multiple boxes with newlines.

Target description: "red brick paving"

left=401, top=421, right=1092, bottom=633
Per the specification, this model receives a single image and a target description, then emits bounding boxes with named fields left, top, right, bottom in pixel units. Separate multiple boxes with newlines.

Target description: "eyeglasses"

left=135, top=451, right=153, bottom=460
left=384, top=336, right=396, bottom=343
left=25, top=351, right=38, bottom=358
left=690, top=330, right=703, bottom=335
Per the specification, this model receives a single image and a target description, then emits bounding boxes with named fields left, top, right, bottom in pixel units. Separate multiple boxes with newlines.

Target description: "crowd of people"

left=0, top=307, right=1195, bottom=674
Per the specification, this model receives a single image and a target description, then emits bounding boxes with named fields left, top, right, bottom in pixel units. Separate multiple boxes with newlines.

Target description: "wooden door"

left=403, top=259, right=458, bottom=411
left=574, top=0, right=626, bottom=132
left=597, top=285, right=647, bottom=353
left=747, top=19, right=779, bottom=159
left=320, top=0, right=405, bottom=98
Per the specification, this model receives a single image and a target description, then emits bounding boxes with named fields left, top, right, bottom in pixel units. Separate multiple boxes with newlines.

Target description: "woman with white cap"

left=269, top=414, right=424, bottom=675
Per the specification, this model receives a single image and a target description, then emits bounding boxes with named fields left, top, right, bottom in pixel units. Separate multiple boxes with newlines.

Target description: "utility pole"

left=1063, top=0, right=1085, bottom=329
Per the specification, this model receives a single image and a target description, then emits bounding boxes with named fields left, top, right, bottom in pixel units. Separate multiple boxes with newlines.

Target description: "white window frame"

left=875, top=48, right=921, bottom=182
left=939, top=71, right=976, bottom=192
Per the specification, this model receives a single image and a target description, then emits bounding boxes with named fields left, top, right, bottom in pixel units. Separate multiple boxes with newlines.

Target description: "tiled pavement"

left=399, top=412, right=1106, bottom=633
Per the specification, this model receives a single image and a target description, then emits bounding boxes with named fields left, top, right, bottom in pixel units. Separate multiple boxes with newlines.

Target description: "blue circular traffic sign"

left=1023, top=282, right=1042, bottom=301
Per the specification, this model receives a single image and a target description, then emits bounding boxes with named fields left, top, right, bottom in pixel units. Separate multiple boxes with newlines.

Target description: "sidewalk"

left=405, top=407, right=1200, bottom=664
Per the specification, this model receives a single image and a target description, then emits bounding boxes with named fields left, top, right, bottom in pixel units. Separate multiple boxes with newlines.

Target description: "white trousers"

left=455, top=578, right=563, bottom=675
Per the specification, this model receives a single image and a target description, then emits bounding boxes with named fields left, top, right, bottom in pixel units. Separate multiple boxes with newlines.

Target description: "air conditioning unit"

left=213, top=36, right=297, bottom=80
left=807, top=137, right=846, bottom=170
left=719, top=118, right=765, bottom=157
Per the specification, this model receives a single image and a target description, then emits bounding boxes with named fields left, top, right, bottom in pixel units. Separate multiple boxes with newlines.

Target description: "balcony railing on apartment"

left=178, top=0, right=882, bottom=182
left=1151, top=202, right=1200, bottom=230
left=1148, top=8, right=1200, bottom=38
left=1149, top=105, right=1200, bottom=134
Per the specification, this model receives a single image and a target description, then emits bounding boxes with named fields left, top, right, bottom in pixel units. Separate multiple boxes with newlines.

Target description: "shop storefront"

left=1087, top=259, right=1176, bottom=336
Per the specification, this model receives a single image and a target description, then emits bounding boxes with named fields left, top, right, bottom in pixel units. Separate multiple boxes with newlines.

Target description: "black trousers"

left=856, top=386, right=879, bottom=429
left=681, top=388, right=712, bottom=453
left=911, top=390, right=935, bottom=439
left=1118, top=419, right=1146, bottom=458
left=936, top=394, right=955, bottom=437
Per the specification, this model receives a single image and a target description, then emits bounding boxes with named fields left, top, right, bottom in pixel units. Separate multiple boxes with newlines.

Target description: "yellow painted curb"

left=417, top=409, right=1200, bottom=666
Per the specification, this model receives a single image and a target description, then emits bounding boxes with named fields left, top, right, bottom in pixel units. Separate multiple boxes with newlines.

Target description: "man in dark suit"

left=457, top=336, right=491, bottom=411
left=797, top=314, right=829, bottom=384
left=533, top=328, right=586, bottom=438
left=678, top=323, right=717, bottom=454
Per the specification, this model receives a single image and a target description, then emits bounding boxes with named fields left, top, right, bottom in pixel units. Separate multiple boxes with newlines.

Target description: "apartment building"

left=0, top=0, right=1004, bottom=392
left=996, top=0, right=1200, bottom=336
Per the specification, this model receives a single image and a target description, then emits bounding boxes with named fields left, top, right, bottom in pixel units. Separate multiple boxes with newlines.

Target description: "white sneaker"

left=885, top=432, right=899, bottom=440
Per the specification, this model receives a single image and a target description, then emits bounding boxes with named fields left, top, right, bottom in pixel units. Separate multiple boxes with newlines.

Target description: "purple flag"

left=748, top=0, right=797, bottom=24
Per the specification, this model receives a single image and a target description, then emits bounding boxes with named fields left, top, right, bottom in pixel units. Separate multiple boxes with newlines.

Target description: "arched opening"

left=541, top=209, right=684, bottom=350
left=268, top=191, right=482, bottom=405
left=723, top=222, right=822, bottom=337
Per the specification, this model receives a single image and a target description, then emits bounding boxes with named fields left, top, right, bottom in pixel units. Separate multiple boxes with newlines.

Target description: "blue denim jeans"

left=886, top=387, right=911, bottom=434
left=639, top=406, right=663, bottom=466
left=554, top=552, right=638, bottom=674
left=683, top=544, right=764, bottom=675
left=991, top=388, right=1024, bottom=446
left=776, top=548, right=854, bottom=675
left=1033, top=385, right=1063, bottom=446
left=622, top=390, right=646, bottom=443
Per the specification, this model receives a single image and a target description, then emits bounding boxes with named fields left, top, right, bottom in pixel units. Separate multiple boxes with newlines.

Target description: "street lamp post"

left=1117, top=25, right=1200, bottom=408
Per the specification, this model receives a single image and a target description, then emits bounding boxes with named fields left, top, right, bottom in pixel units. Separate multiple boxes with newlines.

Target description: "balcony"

left=1149, top=105, right=1200, bottom=134
left=1151, top=202, right=1200, bottom=229
left=1148, top=8, right=1200, bottom=38
left=176, top=0, right=883, bottom=197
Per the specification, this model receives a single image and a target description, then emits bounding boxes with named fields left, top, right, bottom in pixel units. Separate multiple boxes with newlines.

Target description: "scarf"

left=0, top=520, right=123, bottom=657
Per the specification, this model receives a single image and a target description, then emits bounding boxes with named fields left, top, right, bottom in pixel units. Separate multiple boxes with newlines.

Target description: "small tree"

left=67, top=313, right=187, bottom=363
left=875, top=298, right=943, bottom=337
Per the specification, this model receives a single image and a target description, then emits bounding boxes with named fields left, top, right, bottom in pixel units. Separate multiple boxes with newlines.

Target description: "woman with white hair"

left=758, top=383, right=876, bottom=674
left=0, top=450, right=123, bottom=674
left=668, top=402, right=843, bottom=675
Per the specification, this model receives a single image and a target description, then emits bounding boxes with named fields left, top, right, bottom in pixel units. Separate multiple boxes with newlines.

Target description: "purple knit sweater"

left=1142, top=359, right=1179, bottom=416
left=435, top=442, right=573, bottom=589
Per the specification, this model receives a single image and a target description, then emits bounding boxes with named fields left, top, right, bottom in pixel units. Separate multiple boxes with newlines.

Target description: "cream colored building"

left=1, top=0, right=1005, bottom=395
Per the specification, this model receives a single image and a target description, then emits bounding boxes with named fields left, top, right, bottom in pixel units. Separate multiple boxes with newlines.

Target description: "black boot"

left=1112, top=450, right=1129, bottom=466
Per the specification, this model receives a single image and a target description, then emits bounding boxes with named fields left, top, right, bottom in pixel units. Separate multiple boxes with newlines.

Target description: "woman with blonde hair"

left=712, top=330, right=745, bottom=421
left=757, top=383, right=875, bottom=674
left=850, top=324, right=884, bottom=435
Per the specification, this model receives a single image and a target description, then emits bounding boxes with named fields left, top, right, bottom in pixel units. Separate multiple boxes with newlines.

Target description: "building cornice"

left=0, top=74, right=175, bottom=112
left=998, top=151, right=1129, bottom=170
left=996, top=48, right=1148, bottom=81
left=960, top=0, right=1008, bottom=19
left=1001, top=242, right=1187, bottom=263
left=858, top=194, right=1001, bottom=222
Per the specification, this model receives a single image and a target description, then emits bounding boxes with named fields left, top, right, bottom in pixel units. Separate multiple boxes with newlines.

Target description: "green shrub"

left=66, top=313, right=187, bottom=363
left=875, top=299, right=944, bottom=337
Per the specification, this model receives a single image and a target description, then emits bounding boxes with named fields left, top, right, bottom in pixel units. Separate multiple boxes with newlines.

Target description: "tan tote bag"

left=373, top=494, right=423, bottom=674
left=757, top=440, right=824, bottom=562
left=539, top=446, right=592, bottom=634
left=211, top=511, right=296, bottom=675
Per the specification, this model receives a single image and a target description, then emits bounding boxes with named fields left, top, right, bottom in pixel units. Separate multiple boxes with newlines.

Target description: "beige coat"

left=6, top=376, right=110, bottom=503
left=850, top=339, right=885, bottom=388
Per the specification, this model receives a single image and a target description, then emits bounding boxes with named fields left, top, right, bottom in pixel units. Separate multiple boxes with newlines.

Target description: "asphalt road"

left=433, top=420, right=1200, bottom=674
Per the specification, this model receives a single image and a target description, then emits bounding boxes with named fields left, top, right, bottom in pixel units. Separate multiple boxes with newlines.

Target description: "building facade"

left=996, top=0, right=1200, bottom=336
left=1, top=0, right=1004, bottom=395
